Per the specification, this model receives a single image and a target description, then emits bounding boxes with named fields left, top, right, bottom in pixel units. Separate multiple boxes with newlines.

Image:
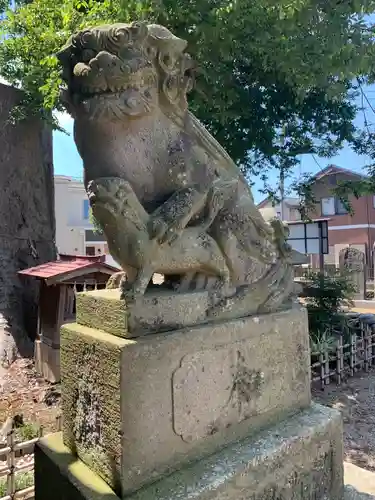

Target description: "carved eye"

left=81, top=31, right=94, bottom=47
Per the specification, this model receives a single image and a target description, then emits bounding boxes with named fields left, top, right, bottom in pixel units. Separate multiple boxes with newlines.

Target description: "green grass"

left=0, top=471, right=34, bottom=497
left=14, top=422, right=40, bottom=442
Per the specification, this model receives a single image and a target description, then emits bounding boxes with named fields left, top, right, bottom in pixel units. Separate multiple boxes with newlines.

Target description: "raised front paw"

left=147, top=216, right=181, bottom=245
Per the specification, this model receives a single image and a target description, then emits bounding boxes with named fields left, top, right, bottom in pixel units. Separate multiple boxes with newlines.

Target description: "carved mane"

left=58, top=22, right=250, bottom=193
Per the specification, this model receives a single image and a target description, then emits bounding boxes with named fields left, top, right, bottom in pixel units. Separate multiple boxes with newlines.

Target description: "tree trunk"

left=0, top=83, right=56, bottom=367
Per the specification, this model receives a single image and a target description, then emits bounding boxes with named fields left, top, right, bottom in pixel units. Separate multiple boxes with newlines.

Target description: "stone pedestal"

left=36, top=404, right=343, bottom=500
left=35, top=289, right=345, bottom=500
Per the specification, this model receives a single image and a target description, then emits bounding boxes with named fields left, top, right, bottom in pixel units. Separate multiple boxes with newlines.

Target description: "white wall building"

left=54, top=175, right=120, bottom=268
left=257, top=197, right=302, bottom=222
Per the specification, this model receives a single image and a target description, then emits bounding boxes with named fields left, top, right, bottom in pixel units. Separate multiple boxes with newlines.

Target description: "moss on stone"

left=60, top=323, right=133, bottom=491
left=76, top=289, right=128, bottom=338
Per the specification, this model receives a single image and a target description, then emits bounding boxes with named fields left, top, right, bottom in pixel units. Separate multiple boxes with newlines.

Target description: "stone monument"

left=35, top=22, right=344, bottom=500
left=339, top=247, right=366, bottom=300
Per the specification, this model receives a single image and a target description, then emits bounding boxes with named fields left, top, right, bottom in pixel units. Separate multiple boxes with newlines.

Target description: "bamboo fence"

left=0, top=428, right=40, bottom=500
left=311, top=319, right=375, bottom=389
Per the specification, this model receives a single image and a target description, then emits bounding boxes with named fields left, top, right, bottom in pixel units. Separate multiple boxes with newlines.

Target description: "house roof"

left=18, top=254, right=118, bottom=285
left=257, top=165, right=365, bottom=208
left=313, top=164, right=365, bottom=181
left=257, top=197, right=300, bottom=209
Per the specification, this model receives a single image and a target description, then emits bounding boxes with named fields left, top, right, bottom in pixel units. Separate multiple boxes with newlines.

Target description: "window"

left=321, top=196, right=348, bottom=216
left=86, top=246, right=95, bottom=256
left=328, top=174, right=337, bottom=185
left=85, top=229, right=106, bottom=242
left=289, top=208, right=301, bottom=221
left=321, top=197, right=335, bottom=216
left=83, top=199, right=90, bottom=220
left=336, top=198, right=348, bottom=215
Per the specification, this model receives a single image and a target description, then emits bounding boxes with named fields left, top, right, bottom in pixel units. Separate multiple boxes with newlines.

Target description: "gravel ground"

left=313, top=369, right=375, bottom=472
left=0, top=358, right=60, bottom=434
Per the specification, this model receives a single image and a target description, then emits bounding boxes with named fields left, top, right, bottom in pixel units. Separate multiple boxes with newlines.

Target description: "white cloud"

left=55, top=110, right=73, bottom=127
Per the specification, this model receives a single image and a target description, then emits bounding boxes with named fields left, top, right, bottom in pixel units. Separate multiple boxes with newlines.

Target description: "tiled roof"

left=18, top=254, right=117, bottom=281
left=313, top=164, right=364, bottom=180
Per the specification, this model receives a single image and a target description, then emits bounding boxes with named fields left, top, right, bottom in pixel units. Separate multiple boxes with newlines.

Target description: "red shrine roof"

left=18, top=254, right=118, bottom=284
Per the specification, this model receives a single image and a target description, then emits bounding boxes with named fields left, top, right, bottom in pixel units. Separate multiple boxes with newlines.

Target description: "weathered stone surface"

left=339, top=247, right=366, bottom=300
left=57, top=22, right=297, bottom=320
left=76, top=287, right=303, bottom=338
left=76, top=288, right=209, bottom=337
left=61, top=305, right=310, bottom=495
left=126, top=404, right=343, bottom=500
left=36, top=405, right=343, bottom=500
left=60, top=323, right=127, bottom=492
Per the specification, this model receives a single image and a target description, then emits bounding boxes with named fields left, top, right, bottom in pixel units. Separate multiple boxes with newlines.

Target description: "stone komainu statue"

left=57, top=21, right=297, bottom=317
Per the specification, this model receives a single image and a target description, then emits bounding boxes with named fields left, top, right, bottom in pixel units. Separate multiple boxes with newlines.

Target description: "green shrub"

left=0, top=471, right=34, bottom=497
left=301, top=270, right=356, bottom=344
left=309, top=330, right=337, bottom=356
left=14, top=421, right=40, bottom=442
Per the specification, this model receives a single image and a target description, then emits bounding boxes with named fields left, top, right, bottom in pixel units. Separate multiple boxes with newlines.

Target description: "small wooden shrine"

left=18, top=254, right=118, bottom=383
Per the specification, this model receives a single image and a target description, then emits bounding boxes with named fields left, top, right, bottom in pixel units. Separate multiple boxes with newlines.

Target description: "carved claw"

left=148, top=216, right=182, bottom=245
left=147, top=217, right=167, bottom=241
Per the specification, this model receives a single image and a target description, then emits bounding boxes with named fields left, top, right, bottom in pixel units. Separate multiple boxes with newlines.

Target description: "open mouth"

left=76, top=67, right=155, bottom=98
left=80, top=85, right=137, bottom=99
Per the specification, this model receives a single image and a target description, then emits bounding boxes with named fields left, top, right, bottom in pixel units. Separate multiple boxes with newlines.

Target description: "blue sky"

left=54, top=86, right=375, bottom=204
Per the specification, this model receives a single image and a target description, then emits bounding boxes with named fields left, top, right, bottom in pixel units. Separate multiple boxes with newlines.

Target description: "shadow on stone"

left=34, top=433, right=120, bottom=500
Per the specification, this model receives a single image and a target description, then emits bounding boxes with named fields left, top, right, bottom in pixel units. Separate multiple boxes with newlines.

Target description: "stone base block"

left=128, top=403, right=344, bottom=500
left=35, top=404, right=344, bottom=500
left=75, top=288, right=298, bottom=338
left=76, top=288, right=211, bottom=337
left=34, top=433, right=120, bottom=500
left=34, top=338, right=60, bottom=383
left=61, top=306, right=311, bottom=496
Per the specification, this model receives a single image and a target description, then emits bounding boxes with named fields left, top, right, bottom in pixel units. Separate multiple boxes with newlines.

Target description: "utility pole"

left=279, top=167, right=285, bottom=221
left=279, top=123, right=286, bottom=221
